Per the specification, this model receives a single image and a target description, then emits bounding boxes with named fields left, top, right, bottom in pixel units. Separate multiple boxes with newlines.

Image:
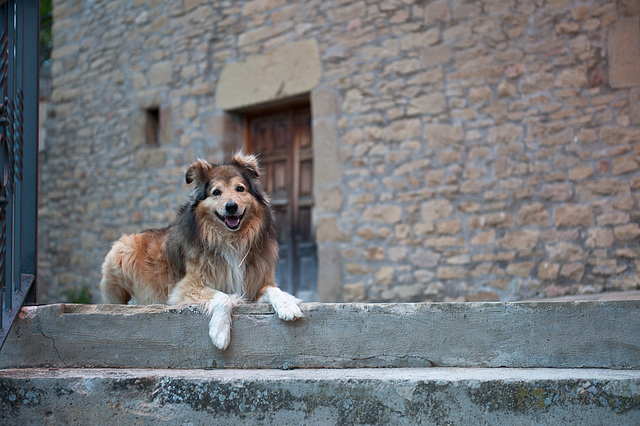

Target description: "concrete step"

left=1, top=367, right=639, bottom=424
left=1, top=301, right=639, bottom=369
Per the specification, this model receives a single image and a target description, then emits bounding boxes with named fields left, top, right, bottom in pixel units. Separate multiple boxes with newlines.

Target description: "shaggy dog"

left=100, top=152, right=303, bottom=350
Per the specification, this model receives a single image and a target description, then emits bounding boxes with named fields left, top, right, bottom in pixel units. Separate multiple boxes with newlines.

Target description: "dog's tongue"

left=225, top=216, right=240, bottom=228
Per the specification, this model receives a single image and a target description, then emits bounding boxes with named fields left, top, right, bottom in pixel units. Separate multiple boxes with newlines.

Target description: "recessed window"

left=145, top=107, right=160, bottom=146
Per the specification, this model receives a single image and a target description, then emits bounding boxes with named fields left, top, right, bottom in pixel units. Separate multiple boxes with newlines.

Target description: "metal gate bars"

left=0, top=0, right=39, bottom=349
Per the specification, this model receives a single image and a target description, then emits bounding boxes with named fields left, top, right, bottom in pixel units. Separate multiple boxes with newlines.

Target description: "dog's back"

left=100, top=228, right=174, bottom=304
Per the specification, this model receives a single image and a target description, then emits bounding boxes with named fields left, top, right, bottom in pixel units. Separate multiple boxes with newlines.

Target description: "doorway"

left=244, top=103, right=317, bottom=299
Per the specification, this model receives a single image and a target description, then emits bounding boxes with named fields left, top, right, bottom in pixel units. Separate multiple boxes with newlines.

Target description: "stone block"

left=149, top=61, right=173, bottom=86
left=437, top=266, right=469, bottom=279
left=612, top=155, right=640, bottom=175
left=316, top=187, right=343, bottom=212
left=572, top=5, right=590, bottom=20
left=631, top=87, right=640, bottom=125
left=134, top=147, right=167, bottom=169
left=615, top=223, right=640, bottom=243
left=376, top=266, right=395, bottom=286
left=466, top=291, right=499, bottom=302
left=410, top=249, right=441, bottom=268
left=182, top=100, right=197, bottom=119
left=546, top=242, right=585, bottom=262
left=468, top=86, right=492, bottom=103
left=425, top=0, right=450, bottom=24
left=314, top=119, right=342, bottom=185
left=419, top=44, right=451, bottom=68
left=421, top=199, right=453, bottom=223
left=597, top=211, right=630, bottom=226
left=621, top=0, right=640, bottom=15
left=518, top=203, right=549, bottom=226
left=568, top=165, right=594, bottom=181
left=560, top=263, right=585, bottom=281
left=468, top=212, right=515, bottom=229
left=408, top=92, right=446, bottom=115
left=471, top=230, right=495, bottom=245
left=184, top=0, right=199, bottom=12
left=342, top=282, right=365, bottom=302
left=538, top=262, right=560, bottom=280
left=341, top=89, right=362, bottom=113
left=556, top=21, right=580, bottom=34
left=215, top=39, right=321, bottom=110
left=311, top=89, right=339, bottom=118
left=539, top=183, right=572, bottom=202
left=400, top=29, right=439, bottom=50
left=599, top=126, right=640, bottom=145
left=608, top=17, right=640, bottom=88
left=363, top=205, right=402, bottom=224
left=555, top=204, right=593, bottom=227
left=520, top=72, right=554, bottom=94
left=345, top=263, right=370, bottom=275
left=317, top=217, right=350, bottom=244
left=382, top=119, right=422, bottom=141
left=586, top=228, right=615, bottom=248
left=327, top=1, right=366, bottom=22
left=424, top=123, right=463, bottom=148
left=576, top=179, right=631, bottom=201
left=436, top=219, right=461, bottom=235
left=500, top=230, right=540, bottom=251
left=555, top=67, right=588, bottom=88
left=317, top=245, right=342, bottom=302
left=365, top=246, right=385, bottom=261
left=487, top=123, right=522, bottom=145
left=506, top=261, right=536, bottom=277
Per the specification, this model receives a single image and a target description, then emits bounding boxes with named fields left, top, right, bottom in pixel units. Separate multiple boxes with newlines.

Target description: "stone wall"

left=40, top=0, right=640, bottom=303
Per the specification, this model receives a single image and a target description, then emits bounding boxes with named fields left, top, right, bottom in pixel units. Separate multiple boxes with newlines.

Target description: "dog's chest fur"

left=189, top=247, right=246, bottom=296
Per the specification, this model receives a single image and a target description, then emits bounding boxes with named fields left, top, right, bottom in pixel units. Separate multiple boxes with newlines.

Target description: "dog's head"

left=185, top=152, right=265, bottom=232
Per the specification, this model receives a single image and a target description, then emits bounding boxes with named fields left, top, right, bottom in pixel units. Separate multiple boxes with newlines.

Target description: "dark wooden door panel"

left=246, top=104, right=317, bottom=298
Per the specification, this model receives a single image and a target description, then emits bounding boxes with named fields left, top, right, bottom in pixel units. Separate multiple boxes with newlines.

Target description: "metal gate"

left=0, top=0, right=39, bottom=348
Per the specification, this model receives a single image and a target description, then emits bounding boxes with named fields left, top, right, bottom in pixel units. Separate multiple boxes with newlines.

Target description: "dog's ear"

left=185, top=159, right=213, bottom=185
left=232, top=151, right=260, bottom=179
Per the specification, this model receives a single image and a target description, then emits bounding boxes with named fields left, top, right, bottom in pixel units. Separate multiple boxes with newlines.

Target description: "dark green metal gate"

left=0, top=0, right=39, bottom=348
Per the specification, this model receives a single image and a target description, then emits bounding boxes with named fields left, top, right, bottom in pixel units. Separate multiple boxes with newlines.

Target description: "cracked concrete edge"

left=0, top=368, right=639, bottom=425
left=1, top=301, right=639, bottom=369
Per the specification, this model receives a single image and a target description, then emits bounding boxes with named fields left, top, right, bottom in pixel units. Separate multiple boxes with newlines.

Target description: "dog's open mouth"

left=215, top=212, right=244, bottom=230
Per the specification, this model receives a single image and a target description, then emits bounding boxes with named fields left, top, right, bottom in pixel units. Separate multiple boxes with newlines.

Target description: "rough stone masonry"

left=40, top=0, right=640, bottom=303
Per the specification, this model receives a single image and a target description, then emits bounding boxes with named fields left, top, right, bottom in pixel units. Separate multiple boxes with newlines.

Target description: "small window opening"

left=145, top=107, right=160, bottom=146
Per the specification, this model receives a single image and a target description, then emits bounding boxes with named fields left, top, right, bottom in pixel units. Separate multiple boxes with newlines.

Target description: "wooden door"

left=246, top=104, right=317, bottom=298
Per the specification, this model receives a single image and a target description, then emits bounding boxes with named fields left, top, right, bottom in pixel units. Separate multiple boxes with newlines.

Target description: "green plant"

left=40, top=0, right=52, bottom=65
left=62, top=286, right=93, bottom=304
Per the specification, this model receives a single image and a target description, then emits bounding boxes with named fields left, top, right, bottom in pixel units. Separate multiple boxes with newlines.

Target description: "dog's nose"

left=225, top=201, right=238, bottom=214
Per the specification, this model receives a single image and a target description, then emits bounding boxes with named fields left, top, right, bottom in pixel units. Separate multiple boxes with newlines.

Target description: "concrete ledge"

left=1, top=301, right=639, bottom=369
left=1, top=368, right=639, bottom=424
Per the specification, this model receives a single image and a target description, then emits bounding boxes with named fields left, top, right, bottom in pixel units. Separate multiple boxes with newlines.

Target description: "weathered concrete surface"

left=0, top=368, right=638, bottom=425
left=1, top=302, right=638, bottom=369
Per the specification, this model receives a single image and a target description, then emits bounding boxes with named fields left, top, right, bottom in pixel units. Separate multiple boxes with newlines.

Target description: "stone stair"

left=1, top=301, right=639, bottom=424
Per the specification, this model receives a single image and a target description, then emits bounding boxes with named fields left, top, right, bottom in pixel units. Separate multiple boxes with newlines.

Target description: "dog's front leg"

left=168, top=281, right=241, bottom=351
left=202, top=292, right=243, bottom=350
left=260, top=286, right=303, bottom=321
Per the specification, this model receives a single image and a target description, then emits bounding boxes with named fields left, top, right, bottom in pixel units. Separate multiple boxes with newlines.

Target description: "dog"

left=100, top=152, right=303, bottom=350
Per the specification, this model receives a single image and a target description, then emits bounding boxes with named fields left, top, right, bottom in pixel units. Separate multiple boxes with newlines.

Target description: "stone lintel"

left=608, top=16, right=640, bottom=88
left=215, top=39, right=322, bottom=111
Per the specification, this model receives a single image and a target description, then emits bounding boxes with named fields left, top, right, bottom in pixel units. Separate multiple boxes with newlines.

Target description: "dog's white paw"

left=203, top=293, right=234, bottom=351
left=276, top=301, right=303, bottom=321
left=209, top=319, right=231, bottom=350
left=265, top=287, right=303, bottom=321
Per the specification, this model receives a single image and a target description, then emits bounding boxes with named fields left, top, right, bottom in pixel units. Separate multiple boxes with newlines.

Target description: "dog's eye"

left=212, top=189, right=221, bottom=196
left=236, top=186, right=245, bottom=192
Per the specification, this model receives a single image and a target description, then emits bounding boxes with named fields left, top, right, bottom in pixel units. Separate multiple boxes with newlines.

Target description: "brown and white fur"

left=100, top=152, right=302, bottom=350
